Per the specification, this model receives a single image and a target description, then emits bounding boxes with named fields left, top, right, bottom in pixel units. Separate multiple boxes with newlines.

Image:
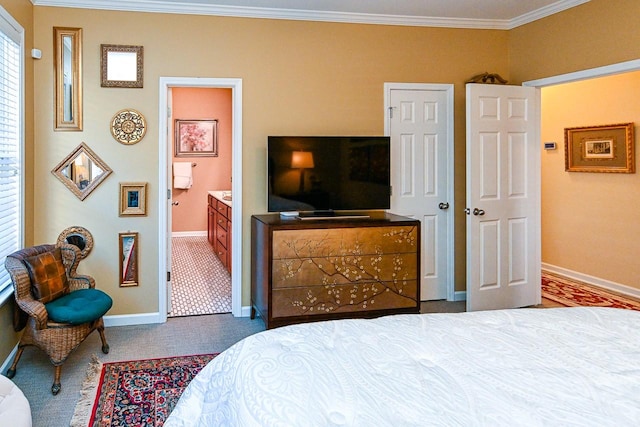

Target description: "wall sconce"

left=291, top=151, right=314, bottom=193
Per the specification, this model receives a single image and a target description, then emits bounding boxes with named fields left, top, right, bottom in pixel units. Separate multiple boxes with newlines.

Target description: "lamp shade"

left=291, top=151, right=314, bottom=169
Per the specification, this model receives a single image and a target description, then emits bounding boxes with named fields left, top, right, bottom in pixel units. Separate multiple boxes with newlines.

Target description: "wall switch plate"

left=544, top=142, right=557, bottom=150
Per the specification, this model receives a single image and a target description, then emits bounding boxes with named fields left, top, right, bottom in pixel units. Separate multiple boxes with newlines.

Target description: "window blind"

left=0, top=8, right=22, bottom=294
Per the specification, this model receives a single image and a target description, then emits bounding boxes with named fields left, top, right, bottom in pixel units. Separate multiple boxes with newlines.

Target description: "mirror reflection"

left=101, top=44, right=143, bottom=88
left=52, top=142, right=112, bottom=201
left=57, top=226, right=94, bottom=259
left=54, top=27, right=82, bottom=131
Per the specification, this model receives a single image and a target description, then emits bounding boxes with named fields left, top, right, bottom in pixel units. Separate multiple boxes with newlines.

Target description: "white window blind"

left=0, top=7, right=22, bottom=296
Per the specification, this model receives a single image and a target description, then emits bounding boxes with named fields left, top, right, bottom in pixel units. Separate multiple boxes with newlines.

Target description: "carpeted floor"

left=71, top=354, right=218, bottom=427
left=169, top=236, right=231, bottom=317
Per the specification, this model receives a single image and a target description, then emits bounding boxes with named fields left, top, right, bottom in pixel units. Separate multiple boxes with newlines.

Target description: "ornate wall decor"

left=57, top=226, right=94, bottom=259
left=101, top=44, right=143, bottom=88
left=466, top=72, right=508, bottom=84
left=111, top=109, right=147, bottom=145
left=51, top=142, right=113, bottom=200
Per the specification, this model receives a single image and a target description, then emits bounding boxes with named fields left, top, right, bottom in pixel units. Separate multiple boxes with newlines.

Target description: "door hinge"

left=167, top=271, right=171, bottom=281
left=388, top=106, right=394, bottom=119
left=167, top=189, right=171, bottom=200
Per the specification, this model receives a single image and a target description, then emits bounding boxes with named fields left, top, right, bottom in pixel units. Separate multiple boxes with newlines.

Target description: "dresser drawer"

left=216, top=240, right=228, bottom=269
left=216, top=224, right=228, bottom=248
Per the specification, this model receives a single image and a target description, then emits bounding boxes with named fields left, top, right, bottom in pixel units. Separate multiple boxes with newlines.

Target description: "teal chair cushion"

left=45, top=288, right=112, bottom=324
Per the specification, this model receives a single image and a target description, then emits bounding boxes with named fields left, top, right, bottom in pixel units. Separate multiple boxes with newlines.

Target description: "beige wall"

left=0, top=0, right=32, bottom=367
left=172, top=87, right=232, bottom=233
left=509, top=0, right=640, bottom=83
left=541, top=71, right=640, bottom=288
left=31, top=6, right=509, bottom=315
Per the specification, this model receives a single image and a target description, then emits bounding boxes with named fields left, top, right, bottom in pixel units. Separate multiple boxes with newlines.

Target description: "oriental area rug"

left=542, top=271, right=640, bottom=311
left=71, top=353, right=217, bottom=427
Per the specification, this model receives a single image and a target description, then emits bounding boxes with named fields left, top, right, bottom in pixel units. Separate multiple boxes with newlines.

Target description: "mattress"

left=165, top=307, right=640, bottom=426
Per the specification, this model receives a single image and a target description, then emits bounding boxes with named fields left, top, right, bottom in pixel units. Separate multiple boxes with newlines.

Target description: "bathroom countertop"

left=208, top=190, right=232, bottom=208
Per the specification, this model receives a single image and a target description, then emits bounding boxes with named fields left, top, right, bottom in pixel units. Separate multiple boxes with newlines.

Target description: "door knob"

left=172, top=201, right=179, bottom=206
left=464, top=208, right=471, bottom=215
left=472, top=208, right=485, bottom=216
left=438, top=202, right=449, bottom=210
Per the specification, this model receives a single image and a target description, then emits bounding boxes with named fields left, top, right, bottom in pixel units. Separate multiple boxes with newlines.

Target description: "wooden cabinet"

left=251, top=213, right=420, bottom=329
left=208, top=193, right=232, bottom=274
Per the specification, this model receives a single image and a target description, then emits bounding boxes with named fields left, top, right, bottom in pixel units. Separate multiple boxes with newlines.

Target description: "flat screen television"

left=268, top=136, right=391, bottom=215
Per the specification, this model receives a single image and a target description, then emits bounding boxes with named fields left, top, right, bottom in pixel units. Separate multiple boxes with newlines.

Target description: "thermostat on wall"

left=544, top=142, right=557, bottom=150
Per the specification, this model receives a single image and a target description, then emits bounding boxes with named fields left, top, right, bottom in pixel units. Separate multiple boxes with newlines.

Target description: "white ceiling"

left=32, top=0, right=590, bottom=29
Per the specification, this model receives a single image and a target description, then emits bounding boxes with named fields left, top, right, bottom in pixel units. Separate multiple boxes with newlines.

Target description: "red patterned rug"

left=542, top=272, right=640, bottom=311
left=71, top=354, right=217, bottom=427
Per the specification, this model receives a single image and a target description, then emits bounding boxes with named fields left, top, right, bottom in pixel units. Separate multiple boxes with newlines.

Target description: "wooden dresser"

left=208, top=192, right=232, bottom=274
left=251, top=213, right=420, bottom=329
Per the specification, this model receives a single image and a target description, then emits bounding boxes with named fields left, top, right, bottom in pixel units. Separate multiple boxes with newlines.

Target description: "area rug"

left=71, top=353, right=217, bottom=427
left=542, top=271, right=640, bottom=311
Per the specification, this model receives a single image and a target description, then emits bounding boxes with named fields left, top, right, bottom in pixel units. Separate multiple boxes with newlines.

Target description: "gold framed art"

left=119, top=182, right=147, bottom=216
left=111, top=109, right=147, bottom=144
left=175, top=119, right=218, bottom=157
left=564, top=123, right=635, bottom=173
left=100, top=44, right=143, bottom=88
left=119, top=232, right=138, bottom=287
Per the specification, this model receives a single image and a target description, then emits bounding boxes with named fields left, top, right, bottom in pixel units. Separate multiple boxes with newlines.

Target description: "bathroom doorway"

left=158, top=77, right=243, bottom=322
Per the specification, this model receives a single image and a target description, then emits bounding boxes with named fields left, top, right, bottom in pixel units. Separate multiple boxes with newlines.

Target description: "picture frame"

left=175, top=119, right=218, bottom=157
left=119, top=182, right=147, bottom=216
left=100, top=44, right=143, bottom=88
left=564, top=123, right=635, bottom=173
left=119, top=232, right=138, bottom=287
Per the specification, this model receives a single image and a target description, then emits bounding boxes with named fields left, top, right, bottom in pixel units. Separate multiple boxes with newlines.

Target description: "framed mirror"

left=54, top=27, right=82, bottom=131
left=101, top=44, right=143, bottom=88
left=51, top=142, right=113, bottom=200
left=57, top=226, right=94, bottom=259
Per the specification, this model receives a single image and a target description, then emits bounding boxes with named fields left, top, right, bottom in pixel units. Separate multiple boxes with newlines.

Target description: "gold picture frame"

left=119, top=182, right=147, bottom=216
left=119, top=232, right=138, bottom=287
left=175, top=119, right=218, bottom=157
left=564, top=123, right=635, bottom=173
left=54, top=27, right=82, bottom=131
left=100, top=44, right=143, bottom=88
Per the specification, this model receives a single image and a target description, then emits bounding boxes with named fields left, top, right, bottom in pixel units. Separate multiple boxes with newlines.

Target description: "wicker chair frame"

left=5, top=243, right=109, bottom=395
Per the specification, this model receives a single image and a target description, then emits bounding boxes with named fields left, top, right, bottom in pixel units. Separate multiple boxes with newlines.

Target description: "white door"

left=386, top=84, right=455, bottom=301
left=466, top=83, right=541, bottom=311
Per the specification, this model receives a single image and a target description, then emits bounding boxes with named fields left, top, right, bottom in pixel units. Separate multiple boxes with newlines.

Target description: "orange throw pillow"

left=24, top=248, right=69, bottom=303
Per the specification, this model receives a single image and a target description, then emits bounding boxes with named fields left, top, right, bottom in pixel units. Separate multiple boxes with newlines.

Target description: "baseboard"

left=542, top=263, right=640, bottom=300
left=171, top=231, right=207, bottom=238
left=0, top=344, right=18, bottom=374
left=240, top=305, right=252, bottom=317
left=103, top=312, right=164, bottom=327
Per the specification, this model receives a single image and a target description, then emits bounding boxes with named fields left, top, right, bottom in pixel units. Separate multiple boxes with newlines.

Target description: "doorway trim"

left=158, top=77, right=243, bottom=322
left=524, top=59, right=640, bottom=88
left=383, top=82, right=456, bottom=301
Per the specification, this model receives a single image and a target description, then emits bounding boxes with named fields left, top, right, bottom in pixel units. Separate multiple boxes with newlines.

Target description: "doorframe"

left=383, top=82, right=456, bottom=301
left=158, top=77, right=243, bottom=322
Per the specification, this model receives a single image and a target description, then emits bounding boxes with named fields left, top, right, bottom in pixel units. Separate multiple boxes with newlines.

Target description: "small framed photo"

left=564, top=123, right=635, bottom=173
left=119, top=232, right=138, bottom=287
left=175, top=119, right=218, bottom=157
left=119, top=182, right=147, bottom=216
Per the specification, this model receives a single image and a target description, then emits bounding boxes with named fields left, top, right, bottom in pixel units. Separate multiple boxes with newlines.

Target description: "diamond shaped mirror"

left=52, top=142, right=113, bottom=200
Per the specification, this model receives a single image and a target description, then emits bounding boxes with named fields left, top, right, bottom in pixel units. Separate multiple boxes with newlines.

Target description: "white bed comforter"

left=165, top=307, right=640, bottom=426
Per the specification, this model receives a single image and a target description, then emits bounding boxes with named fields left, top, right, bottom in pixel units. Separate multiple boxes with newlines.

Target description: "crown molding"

left=31, top=0, right=589, bottom=30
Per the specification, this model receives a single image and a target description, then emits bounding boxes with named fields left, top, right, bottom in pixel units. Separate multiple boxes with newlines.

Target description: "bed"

left=165, top=307, right=640, bottom=426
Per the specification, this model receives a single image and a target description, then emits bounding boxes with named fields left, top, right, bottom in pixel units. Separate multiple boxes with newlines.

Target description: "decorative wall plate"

left=111, top=109, right=147, bottom=145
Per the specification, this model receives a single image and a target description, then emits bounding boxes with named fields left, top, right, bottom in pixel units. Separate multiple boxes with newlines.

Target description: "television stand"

left=296, top=210, right=370, bottom=220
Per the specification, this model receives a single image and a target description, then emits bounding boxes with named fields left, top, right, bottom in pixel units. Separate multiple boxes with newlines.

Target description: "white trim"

left=0, top=344, right=18, bottom=373
left=453, top=291, right=467, bottom=302
left=103, top=312, right=163, bottom=327
left=383, top=82, right=456, bottom=302
left=524, top=59, right=640, bottom=88
left=542, top=263, right=640, bottom=301
left=171, top=230, right=207, bottom=238
left=159, top=77, right=243, bottom=324
left=30, top=0, right=588, bottom=30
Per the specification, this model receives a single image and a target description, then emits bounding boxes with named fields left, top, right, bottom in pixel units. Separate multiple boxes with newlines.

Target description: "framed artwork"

left=100, top=44, right=143, bottom=88
left=564, top=123, right=635, bottom=173
left=119, top=232, right=138, bottom=287
left=175, top=119, right=218, bottom=157
left=119, top=182, right=147, bottom=216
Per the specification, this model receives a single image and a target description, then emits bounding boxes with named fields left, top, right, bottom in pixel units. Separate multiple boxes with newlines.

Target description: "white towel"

left=173, top=162, right=193, bottom=189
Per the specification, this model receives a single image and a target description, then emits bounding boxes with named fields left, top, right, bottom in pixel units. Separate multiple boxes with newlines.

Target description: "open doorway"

left=158, top=77, right=243, bottom=322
